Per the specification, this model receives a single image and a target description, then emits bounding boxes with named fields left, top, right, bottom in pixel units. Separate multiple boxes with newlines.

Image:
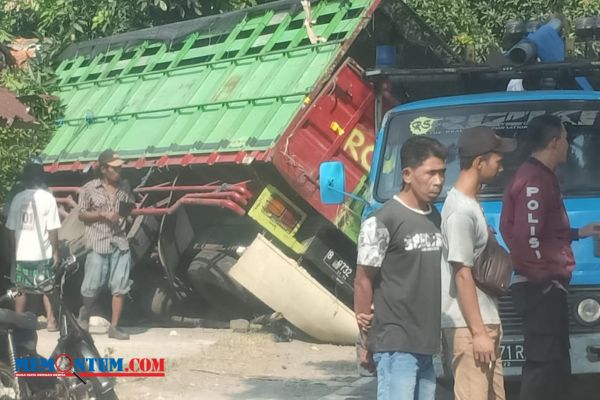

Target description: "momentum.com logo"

left=16, top=354, right=165, bottom=378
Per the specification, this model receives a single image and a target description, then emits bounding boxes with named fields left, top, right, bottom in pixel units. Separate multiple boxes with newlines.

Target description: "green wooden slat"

left=57, top=92, right=308, bottom=123
left=121, top=43, right=150, bottom=75
left=213, top=17, right=248, bottom=61
left=76, top=54, right=106, bottom=82
left=143, top=44, right=168, bottom=73
left=169, top=33, right=199, bottom=68
left=261, top=13, right=293, bottom=53
left=319, top=2, right=351, bottom=38
left=289, top=0, right=328, bottom=48
left=237, top=10, right=274, bottom=57
left=58, top=56, right=86, bottom=85
left=59, top=40, right=342, bottom=88
left=99, top=49, right=124, bottom=80
left=55, top=58, right=71, bottom=75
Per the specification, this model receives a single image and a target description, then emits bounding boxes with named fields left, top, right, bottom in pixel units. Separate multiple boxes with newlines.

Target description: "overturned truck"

left=42, top=0, right=453, bottom=344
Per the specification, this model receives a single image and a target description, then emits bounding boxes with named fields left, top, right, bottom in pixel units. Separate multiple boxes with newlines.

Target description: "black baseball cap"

left=458, top=126, right=517, bottom=157
left=98, top=149, right=125, bottom=167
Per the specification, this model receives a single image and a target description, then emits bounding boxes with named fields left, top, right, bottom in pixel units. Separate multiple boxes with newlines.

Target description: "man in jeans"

left=354, top=136, right=447, bottom=399
left=6, top=162, right=61, bottom=331
left=441, top=126, right=516, bottom=400
left=78, top=149, right=134, bottom=340
left=500, top=115, right=600, bottom=400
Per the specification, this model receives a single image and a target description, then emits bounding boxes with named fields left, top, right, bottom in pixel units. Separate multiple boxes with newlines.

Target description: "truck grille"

left=498, top=286, right=600, bottom=336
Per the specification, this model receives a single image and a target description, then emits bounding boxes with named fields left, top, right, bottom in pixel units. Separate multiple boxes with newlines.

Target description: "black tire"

left=128, top=215, right=160, bottom=266
left=150, top=285, right=174, bottom=318
left=129, top=270, right=175, bottom=320
left=187, top=249, right=269, bottom=319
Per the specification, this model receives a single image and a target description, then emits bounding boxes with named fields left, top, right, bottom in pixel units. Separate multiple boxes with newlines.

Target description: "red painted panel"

left=273, top=59, right=376, bottom=223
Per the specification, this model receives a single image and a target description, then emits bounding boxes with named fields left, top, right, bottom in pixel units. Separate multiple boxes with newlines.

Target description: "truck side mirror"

left=319, top=161, right=346, bottom=205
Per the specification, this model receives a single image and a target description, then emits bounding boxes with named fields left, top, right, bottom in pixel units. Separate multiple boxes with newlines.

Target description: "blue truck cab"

left=321, top=89, right=600, bottom=378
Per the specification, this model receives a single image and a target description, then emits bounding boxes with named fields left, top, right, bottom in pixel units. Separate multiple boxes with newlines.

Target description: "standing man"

left=441, top=126, right=516, bottom=400
left=500, top=115, right=600, bottom=400
left=78, top=149, right=134, bottom=340
left=355, top=136, right=447, bottom=400
left=6, top=162, right=61, bottom=331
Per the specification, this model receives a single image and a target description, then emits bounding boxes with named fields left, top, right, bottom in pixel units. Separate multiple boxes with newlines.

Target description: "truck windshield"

left=375, top=100, right=600, bottom=202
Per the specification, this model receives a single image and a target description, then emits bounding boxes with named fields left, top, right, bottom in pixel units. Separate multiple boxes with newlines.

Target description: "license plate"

left=322, top=249, right=353, bottom=283
left=500, top=343, right=525, bottom=367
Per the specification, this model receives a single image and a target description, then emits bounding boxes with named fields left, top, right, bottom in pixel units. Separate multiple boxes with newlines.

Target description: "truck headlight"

left=576, top=298, right=600, bottom=326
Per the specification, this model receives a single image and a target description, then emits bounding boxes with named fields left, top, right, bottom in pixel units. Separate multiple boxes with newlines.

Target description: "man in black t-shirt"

left=355, top=136, right=447, bottom=400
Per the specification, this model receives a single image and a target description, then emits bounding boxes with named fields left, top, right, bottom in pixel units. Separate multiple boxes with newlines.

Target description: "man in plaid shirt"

left=78, top=149, right=134, bottom=340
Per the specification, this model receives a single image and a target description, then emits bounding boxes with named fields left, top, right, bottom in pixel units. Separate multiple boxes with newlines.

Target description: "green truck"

left=41, top=0, right=452, bottom=343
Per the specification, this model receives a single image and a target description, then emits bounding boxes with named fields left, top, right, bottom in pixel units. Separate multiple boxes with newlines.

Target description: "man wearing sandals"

left=77, top=149, right=133, bottom=340
left=5, top=161, right=61, bottom=332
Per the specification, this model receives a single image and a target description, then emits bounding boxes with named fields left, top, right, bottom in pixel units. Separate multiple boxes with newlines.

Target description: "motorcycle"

left=0, top=255, right=119, bottom=399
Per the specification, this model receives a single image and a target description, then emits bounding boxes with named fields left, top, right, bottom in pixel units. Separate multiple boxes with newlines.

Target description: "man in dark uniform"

left=501, top=115, right=600, bottom=400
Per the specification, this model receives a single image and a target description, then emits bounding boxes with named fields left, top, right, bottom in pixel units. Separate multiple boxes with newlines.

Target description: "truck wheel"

left=128, top=215, right=160, bottom=265
left=187, top=249, right=269, bottom=319
left=130, top=271, right=175, bottom=321
left=150, top=285, right=174, bottom=319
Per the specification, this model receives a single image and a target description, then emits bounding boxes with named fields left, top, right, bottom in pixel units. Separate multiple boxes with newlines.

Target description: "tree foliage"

left=404, top=0, right=600, bottom=60
left=1, top=0, right=269, bottom=44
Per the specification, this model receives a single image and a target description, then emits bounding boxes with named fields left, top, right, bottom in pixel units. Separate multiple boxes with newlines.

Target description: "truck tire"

left=129, top=267, right=175, bottom=320
left=128, top=215, right=160, bottom=266
left=186, top=249, right=269, bottom=319
left=150, top=285, right=174, bottom=319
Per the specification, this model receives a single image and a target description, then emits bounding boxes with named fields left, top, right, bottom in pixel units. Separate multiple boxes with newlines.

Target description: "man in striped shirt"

left=78, top=149, right=134, bottom=340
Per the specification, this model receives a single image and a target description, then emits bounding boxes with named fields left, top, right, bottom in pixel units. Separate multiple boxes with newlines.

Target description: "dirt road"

left=36, top=326, right=600, bottom=399
left=37, top=327, right=361, bottom=399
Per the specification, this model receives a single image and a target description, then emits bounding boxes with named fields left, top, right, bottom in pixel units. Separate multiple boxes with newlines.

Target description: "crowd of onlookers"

left=2, top=149, right=135, bottom=340
left=355, top=115, right=600, bottom=400
left=3, top=116, right=600, bottom=398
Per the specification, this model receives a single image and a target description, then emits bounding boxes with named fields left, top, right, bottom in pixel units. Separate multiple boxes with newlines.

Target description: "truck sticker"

left=409, top=116, right=439, bottom=135
left=415, top=110, right=600, bottom=137
left=342, top=127, right=374, bottom=171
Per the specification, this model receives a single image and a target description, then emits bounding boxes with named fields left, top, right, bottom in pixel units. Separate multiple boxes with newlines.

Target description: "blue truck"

left=320, top=60, right=600, bottom=378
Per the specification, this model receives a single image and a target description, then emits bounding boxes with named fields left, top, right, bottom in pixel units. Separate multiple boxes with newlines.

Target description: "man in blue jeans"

left=78, top=149, right=134, bottom=340
left=354, top=136, right=447, bottom=399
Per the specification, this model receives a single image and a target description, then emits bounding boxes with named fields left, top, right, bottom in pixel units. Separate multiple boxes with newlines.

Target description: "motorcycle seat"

left=0, top=309, right=39, bottom=330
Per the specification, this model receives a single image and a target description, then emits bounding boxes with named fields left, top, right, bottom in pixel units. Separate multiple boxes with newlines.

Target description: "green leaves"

left=404, top=0, right=600, bottom=61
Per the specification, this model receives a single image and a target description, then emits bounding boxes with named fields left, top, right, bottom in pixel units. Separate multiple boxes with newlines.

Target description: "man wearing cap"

left=440, top=126, right=516, bottom=400
left=78, top=149, right=134, bottom=340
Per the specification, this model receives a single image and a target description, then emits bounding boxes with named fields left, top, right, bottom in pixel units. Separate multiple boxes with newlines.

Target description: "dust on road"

left=37, top=327, right=360, bottom=399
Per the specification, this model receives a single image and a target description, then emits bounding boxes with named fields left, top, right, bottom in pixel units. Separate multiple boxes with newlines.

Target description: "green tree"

left=405, top=0, right=600, bottom=61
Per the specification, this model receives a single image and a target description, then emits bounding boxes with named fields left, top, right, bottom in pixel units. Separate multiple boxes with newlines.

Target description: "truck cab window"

left=375, top=101, right=600, bottom=202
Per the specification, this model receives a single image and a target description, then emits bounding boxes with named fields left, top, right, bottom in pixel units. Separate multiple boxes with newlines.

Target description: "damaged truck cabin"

left=42, top=0, right=451, bottom=344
